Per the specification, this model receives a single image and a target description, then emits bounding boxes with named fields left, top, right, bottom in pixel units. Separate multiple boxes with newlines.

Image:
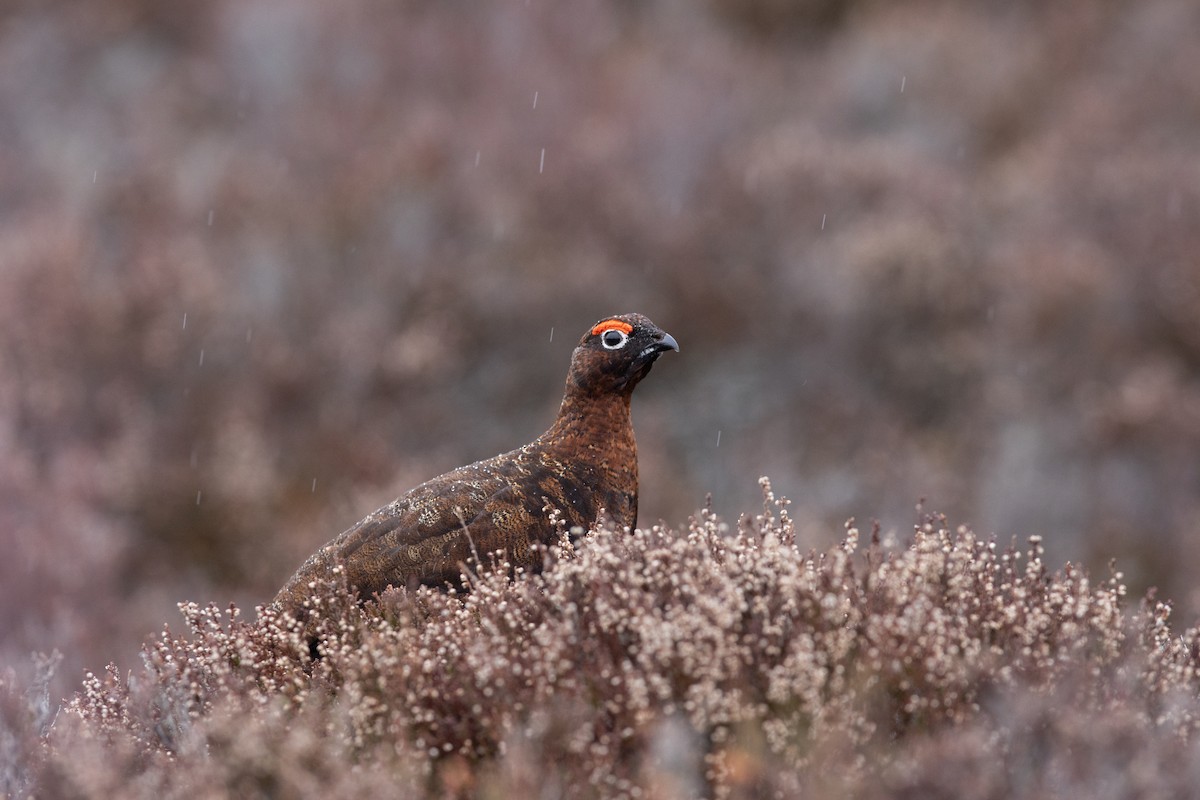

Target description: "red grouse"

left=272, top=313, right=678, bottom=620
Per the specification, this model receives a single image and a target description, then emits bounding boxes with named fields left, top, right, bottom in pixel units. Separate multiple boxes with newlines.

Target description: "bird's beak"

left=655, top=332, right=680, bottom=353
left=636, top=330, right=679, bottom=363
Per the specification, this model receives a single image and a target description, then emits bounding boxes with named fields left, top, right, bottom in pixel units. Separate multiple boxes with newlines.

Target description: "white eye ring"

left=600, top=329, right=629, bottom=349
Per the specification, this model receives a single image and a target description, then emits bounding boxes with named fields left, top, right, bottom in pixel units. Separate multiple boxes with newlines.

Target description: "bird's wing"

left=343, top=479, right=538, bottom=588
left=274, top=453, right=554, bottom=613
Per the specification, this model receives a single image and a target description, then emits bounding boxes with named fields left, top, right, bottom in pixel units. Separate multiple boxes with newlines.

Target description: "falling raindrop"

left=900, top=75, right=907, bottom=93
left=92, top=170, right=98, bottom=184
left=532, top=91, right=539, bottom=109
left=549, top=326, right=554, bottom=343
left=716, top=430, right=722, bottom=448
left=198, top=349, right=205, bottom=367
left=196, top=490, right=203, bottom=506
left=475, top=150, right=481, bottom=167
left=539, top=148, right=546, bottom=174
left=821, top=214, right=827, bottom=230
left=312, top=478, right=317, bottom=493
left=182, top=312, right=188, bottom=330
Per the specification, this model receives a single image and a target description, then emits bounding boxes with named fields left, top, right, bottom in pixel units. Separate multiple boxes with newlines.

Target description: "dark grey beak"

left=636, top=330, right=679, bottom=363
left=656, top=332, right=680, bottom=353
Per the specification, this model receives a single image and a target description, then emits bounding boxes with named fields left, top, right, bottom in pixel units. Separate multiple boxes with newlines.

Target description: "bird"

left=271, top=312, right=678, bottom=625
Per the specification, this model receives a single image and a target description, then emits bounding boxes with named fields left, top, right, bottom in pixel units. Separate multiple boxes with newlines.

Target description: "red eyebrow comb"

left=591, top=319, right=634, bottom=336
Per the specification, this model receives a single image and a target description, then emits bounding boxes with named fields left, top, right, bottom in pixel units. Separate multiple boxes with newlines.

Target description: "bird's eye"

left=601, top=329, right=628, bottom=349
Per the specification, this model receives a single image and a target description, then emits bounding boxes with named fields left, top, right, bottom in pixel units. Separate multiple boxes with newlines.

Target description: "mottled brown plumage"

left=271, top=313, right=678, bottom=621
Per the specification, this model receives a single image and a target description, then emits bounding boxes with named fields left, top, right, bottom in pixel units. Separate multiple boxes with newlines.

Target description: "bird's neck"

left=540, top=389, right=636, bottom=459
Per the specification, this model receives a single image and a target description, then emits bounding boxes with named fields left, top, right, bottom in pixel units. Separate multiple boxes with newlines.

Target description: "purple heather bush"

left=2, top=481, right=1196, bottom=798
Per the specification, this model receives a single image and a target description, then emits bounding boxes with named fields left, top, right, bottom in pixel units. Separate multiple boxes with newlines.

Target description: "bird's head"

left=566, top=313, right=679, bottom=397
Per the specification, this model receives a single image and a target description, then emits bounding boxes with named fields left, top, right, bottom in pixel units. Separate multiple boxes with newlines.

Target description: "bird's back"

left=271, top=438, right=636, bottom=618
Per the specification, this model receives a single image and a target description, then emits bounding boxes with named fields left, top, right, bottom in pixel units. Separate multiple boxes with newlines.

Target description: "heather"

left=5, top=483, right=1200, bottom=798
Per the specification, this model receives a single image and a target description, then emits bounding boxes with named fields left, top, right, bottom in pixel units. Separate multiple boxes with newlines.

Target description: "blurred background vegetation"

left=3, top=0, right=1200, bottom=696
